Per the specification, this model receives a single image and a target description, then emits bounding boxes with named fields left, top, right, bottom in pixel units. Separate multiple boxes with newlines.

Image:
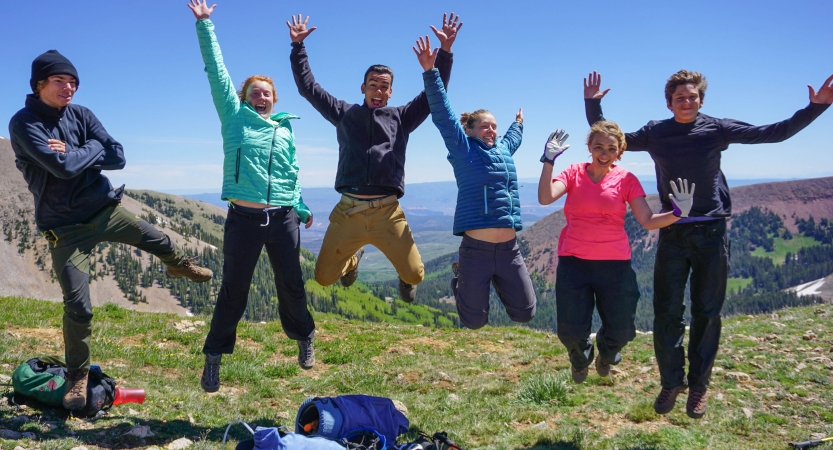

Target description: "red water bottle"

left=112, top=388, right=146, bottom=406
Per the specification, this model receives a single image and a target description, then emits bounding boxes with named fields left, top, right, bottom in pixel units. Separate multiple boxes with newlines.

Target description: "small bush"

left=626, top=400, right=659, bottom=423
left=516, top=371, right=569, bottom=406
left=264, top=362, right=300, bottom=378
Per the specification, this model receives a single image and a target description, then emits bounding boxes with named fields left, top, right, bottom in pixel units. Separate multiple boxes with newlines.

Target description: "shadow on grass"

left=520, top=437, right=666, bottom=450
left=1, top=393, right=284, bottom=448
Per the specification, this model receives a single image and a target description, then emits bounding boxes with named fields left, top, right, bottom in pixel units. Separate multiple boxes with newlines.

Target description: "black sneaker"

left=200, top=353, right=222, bottom=393
left=340, top=248, right=365, bottom=287
left=451, top=261, right=459, bottom=277
left=571, top=365, right=588, bottom=384
left=595, top=355, right=611, bottom=377
left=398, top=278, right=416, bottom=303
left=298, top=339, right=315, bottom=370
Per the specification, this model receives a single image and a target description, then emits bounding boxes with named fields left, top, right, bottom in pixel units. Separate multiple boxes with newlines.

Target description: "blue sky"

left=1, top=0, right=831, bottom=193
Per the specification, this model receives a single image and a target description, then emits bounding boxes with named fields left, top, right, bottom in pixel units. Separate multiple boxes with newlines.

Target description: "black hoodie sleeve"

left=399, top=49, right=453, bottom=134
left=10, top=114, right=106, bottom=179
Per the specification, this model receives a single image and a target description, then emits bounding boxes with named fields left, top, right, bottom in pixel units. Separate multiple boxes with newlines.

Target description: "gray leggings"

left=451, top=235, right=537, bottom=329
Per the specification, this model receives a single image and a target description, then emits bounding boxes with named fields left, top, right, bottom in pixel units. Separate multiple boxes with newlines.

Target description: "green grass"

left=727, top=277, right=753, bottom=294
left=2, top=297, right=833, bottom=449
left=750, top=234, right=820, bottom=265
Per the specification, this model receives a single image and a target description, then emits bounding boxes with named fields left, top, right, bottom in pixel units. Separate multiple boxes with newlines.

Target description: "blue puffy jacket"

left=423, top=69, right=523, bottom=236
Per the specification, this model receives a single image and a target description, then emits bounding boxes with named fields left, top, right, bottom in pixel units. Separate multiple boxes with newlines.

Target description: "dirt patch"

left=6, top=327, right=63, bottom=355
left=477, top=341, right=511, bottom=354
left=390, top=337, right=451, bottom=352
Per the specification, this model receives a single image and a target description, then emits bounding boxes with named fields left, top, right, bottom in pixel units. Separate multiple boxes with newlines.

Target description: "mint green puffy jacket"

left=196, top=19, right=311, bottom=222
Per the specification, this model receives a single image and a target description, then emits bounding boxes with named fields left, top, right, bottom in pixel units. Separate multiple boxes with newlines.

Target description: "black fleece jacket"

left=290, top=42, right=452, bottom=198
left=585, top=98, right=829, bottom=218
left=9, top=95, right=126, bottom=231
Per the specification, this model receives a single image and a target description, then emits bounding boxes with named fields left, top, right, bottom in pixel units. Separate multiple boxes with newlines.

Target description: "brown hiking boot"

left=595, top=355, right=611, bottom=378
left=166, top=257, right=213, bottom=282
left=571, top=365, right=588, bottom=384
left=686, top=389, right=708, bottom=419
left=654, top=384, right=687, bottom=414
left=62, top=369, right=89, bottom=410
left=340, top=248, right=364, bottom=288
left=398, top=278, right=417, bottom=303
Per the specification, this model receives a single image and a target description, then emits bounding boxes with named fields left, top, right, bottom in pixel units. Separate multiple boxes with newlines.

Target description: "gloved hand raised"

left=669, top=178, right=695, bottom=218
left=540, top=129, right=570, bottom=165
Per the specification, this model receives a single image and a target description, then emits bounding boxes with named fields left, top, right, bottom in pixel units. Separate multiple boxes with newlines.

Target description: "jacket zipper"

left=266, top=124, right=278, bottom=201
left=235, top=148, right=241, bottom=183
left=483, top=185, right=488, bottom=215
left=499, top=152, right=514, bottom=227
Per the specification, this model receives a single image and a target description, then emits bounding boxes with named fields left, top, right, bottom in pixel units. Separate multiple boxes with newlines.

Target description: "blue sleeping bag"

left=296, top=395, right=409, bottom=447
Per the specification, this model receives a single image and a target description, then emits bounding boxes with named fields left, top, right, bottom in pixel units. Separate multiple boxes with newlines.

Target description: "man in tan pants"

left=288, top=13, right=462, bottom=301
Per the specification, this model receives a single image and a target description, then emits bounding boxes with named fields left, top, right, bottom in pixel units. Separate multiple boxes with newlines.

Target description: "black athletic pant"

left=203, top=205, right=315, bottom=354
left=555, top=256, right=640, bottom=370
left=653, top=219, right=729, bottom=391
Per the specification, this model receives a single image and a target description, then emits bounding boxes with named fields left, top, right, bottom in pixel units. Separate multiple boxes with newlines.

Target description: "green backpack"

left=12, top=356, right=117, bottom=418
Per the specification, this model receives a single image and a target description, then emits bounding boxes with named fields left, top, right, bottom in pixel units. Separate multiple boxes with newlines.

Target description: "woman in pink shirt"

left=537, top=121, right=693, bottom=383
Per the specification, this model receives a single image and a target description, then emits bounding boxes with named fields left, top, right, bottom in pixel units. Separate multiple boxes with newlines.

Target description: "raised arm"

left=537, top=130, right=570, bottom=205
left=190, top=1, right=241, bottom=122
left=417, top=36, right=468, bottom=156
left=287, top=15, right=350, bottom=126
left=400, top=13, right=460, bottom=132
left=722, top=74, right=832, bottom=144
left=629, top=179, right=693, bottom=230
left=583, top=71, right=649, bottom=151
left=501, top=109, right=523, bottom=155
left=10, top=116, right=107, bottom=179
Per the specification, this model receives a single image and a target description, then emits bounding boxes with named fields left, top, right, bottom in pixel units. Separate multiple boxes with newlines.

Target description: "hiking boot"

left=398, top=278, right=416, bottom=303
left=595, top=355, right=611, bottom=378
left=200, top=353, right=222, bottom=393
left=298, top=338, right=315, bottom=370
left=340, top=248, right=364, bottom=287
left=654, top=384, right=687, bottom=414
left=167, top=257, right=213, bottom=282
left=571, top=365, right=588, bottom=384
left=686, top=389, right=708, bottom=419
left=62, top=369, right=89, bottom=410
left=451, top=261, right=459, bottom=277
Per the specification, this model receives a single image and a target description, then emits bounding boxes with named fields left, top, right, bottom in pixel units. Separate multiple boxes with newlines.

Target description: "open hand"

left=669, top=178, right=695, bottom=218
left=47, top=139, right=66, bottom=153
left=187, top=0, right=216, bottom=20
left=540, top=129, right=569, bottom=164
left=287, top=14, right=317, bottom=43
left=430, top=12, right=463, bottom=52
left=516, top=108, right=524, bottom=123
left=413, top=36, right=437, bottom=71
left=809, top=74, right=833, bottom=104
left=584, top=71, right=610, bottom=100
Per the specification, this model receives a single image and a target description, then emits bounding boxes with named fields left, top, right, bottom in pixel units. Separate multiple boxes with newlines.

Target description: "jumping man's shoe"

left=340, top=248, right=365, bottom=287
left=686, top=389, right=708, bottom=419
left=654, top=384, right=688, bottom=414
left=571, top=365, right=589, bottom=384
left=298, top=338, right=315, bottom=370
left=167, top=257, right=213, bottom=283
left=62, top=369, right=89, bottom=410
left=398, top=278, right=416, bottom=303
left=594, top=355, right=611, bottom=378
left=200, top=353, right=222, bottom=393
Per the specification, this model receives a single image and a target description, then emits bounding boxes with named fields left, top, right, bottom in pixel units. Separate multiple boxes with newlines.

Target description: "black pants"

left=653, top=219, right=729, bottom=391
left=555, top=256, right=640, bottom=370
left=203, top=205, right=315, bottom=354
left=451, top=235, right=537, bottom=329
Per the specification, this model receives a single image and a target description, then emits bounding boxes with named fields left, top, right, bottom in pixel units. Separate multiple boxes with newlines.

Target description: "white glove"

left=540, top=129, right=570, bottom=164
left=669, top=178, right=695, bottom=218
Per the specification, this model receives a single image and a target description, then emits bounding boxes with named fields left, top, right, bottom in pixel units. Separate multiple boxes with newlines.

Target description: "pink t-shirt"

left=554, top=163, right=646, bottom=260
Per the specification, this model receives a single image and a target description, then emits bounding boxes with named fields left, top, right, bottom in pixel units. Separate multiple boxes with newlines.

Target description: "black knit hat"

left=30, top=50, right=79, bottom=93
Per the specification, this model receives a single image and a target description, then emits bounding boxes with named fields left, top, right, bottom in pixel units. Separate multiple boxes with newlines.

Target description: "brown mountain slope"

left=0, top=137, right=225, bottom=315
left=521, top=176, right=833, bottom=281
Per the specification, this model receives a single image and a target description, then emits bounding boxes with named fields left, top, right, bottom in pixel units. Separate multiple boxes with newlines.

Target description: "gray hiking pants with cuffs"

left=46, top=203, right=185, bottom=371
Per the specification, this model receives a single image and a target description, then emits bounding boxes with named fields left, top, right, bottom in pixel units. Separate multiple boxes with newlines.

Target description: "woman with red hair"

left=188, top=0, right=316, bottom=393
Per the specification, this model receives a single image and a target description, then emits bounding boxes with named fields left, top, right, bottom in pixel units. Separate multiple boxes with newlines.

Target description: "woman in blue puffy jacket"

left=187, top=0, right=316, bottom=393
left=414, top=36, right=536, bottom=329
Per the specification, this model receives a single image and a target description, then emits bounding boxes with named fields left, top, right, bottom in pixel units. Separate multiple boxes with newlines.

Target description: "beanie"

left=30, top=50, right=79, bottom=93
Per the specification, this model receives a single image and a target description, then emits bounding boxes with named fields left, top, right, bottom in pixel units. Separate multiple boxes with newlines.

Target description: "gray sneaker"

left=340, top=248, right=365, bottom=287
left=298, top=339, right=315, bottom=370
left=398, top=278, right=416, bottom=303
left=200, top=353, right=222, bottom=393
left=571, top=365, right=588, bottom=384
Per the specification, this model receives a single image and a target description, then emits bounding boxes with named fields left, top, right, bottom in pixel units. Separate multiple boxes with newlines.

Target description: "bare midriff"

left=465, top=228, right=516, bottom=243
left=231, top=199, right=273, bottom=209
left=347, top=193, right=389, bottom=199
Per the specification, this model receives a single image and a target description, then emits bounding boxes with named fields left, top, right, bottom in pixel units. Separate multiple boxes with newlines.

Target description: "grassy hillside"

left=2, top=297, right=832, bottom=449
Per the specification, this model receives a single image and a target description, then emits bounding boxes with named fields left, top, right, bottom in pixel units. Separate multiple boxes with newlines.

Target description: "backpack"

left=11, top=356, right=117, bottom=418
left=296, top=395, right=409, bottom=449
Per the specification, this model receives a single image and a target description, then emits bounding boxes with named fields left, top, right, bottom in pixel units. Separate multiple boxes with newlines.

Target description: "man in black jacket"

left=8, top=50, right=213, bottom=411
left=583, top=69, right=833, bottom=419
left=287, top=14, right=461, bottom=302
